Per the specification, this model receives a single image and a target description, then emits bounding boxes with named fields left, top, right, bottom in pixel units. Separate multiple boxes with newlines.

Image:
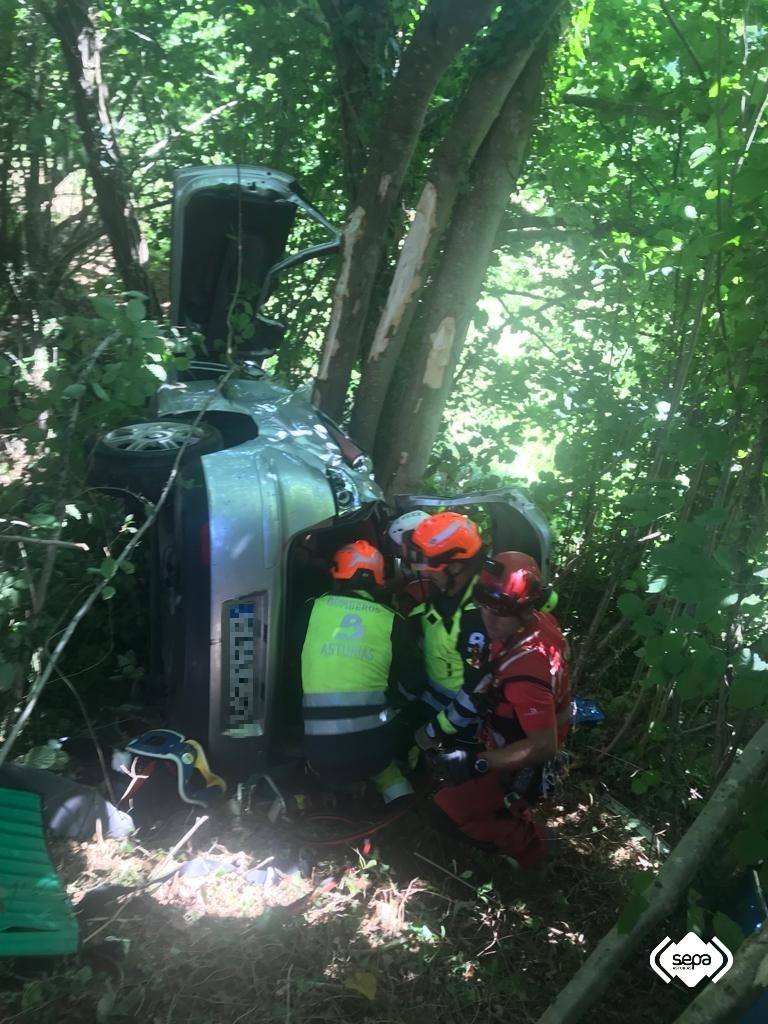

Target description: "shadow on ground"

left=0, top=767, right=692, bottom=1024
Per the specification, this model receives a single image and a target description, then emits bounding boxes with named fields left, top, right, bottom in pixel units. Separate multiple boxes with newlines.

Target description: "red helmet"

left=409, top=512, right=483, bottom=571
left=473, top=551, right=543, bottom=615
left=331, top=540, right=385, bottom=587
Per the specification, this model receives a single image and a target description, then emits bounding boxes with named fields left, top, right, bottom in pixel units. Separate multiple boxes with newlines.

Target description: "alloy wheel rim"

left=103, top=422, right=204, bottom=453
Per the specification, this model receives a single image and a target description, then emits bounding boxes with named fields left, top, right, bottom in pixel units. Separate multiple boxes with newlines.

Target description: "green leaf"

left=72, top=965, right=93, bottom=985
left=63, top=383, right=86, bottom=399
left=92, top=296, right=116, bottom=319
left=731, top=652, right=768, bottom=709
left=687, top=901, right=706, bottom=934
left=677, top=645, right=725, bottom=700
left=714, top=547, right=737, bottom=571
left=21, top=980, right=45, bottom=1011
left=101, top=585, right=117, bottom=601
left=689, top=143, right=715, bottom=168
left=617, top=891, right=649, bottom=935
left=634, top=617, right=660, bottom=639
left=730, top=671, right=768, bottom=710
left=125, top=298, right=145, bottom=323
left=15, top=745, right=68, bottom=770
left=119, top=560, right=135, bottom=574
left=712, top=911, right=744, bottom=953
left=641, top=636, right=667, bottom=666
left=730, top=828, right=768, bottom=865
left=344, top=971, right=377, bottom=1000
left=696, top=507, right=727, bottom=527
left=618, top=593, right=645, bottom=620
left=91, top=381, right=109, bottom=401
left=631, top=770, right=660, bottom=794
left=734, top=166, right=768, bottom=204
left=28, top=513, right=59, bottom=529
left=99, top=558, right=117, bottom=579
left=147, top=363, right=168, bottom=382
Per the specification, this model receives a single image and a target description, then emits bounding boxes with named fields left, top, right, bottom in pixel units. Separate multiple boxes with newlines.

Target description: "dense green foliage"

left=1, top=0, right=768, bottom=1016
left=437, top=0, right=768, bottom=821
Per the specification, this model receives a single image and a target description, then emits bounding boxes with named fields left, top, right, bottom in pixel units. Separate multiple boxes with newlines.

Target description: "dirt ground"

left=0, top=768, right=692, bottom=1024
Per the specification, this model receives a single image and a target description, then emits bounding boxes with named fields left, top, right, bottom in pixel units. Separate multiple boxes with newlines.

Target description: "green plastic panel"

left=0, top=786, right=79, bottom=956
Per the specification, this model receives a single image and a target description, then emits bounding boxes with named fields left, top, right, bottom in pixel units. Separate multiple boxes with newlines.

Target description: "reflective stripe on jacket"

left=410, top=578, right=478, bottom=709
left=301, top=592, right=394, bottom=736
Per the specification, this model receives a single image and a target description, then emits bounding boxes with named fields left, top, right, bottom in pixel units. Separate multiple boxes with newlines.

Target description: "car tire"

left=88, top=419, right=224, bottom=501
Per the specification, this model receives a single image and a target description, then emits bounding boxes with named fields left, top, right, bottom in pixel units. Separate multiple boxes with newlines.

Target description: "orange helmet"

left=473, top=551, right=543, bottom=615
left=408, top=512, right=483, bottom=571
left=331, top=540, right=385, bottom=587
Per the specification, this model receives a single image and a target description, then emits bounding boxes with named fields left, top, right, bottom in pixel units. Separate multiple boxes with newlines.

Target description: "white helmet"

left=387, top=510, right=430, bottom=550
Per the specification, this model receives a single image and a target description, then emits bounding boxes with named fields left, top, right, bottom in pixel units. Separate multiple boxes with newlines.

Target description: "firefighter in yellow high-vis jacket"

left=300, top=541, right=418, bottom=804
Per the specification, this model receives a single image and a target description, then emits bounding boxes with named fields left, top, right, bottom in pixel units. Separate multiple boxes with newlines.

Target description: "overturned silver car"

left=92, top=166, right=552, bottom=776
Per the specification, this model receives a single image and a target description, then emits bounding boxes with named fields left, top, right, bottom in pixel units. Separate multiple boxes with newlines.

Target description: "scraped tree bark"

left=349, top=0, right=562, bottom=453
left=50, top=0, right=159, bottom=315
left=313, top=0, right=496, bottom=420
left=372, top=44, right=551, bottom=492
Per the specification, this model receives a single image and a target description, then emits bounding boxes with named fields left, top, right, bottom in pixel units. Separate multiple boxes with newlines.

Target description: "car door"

left=394, top=488, right=551, bottom=579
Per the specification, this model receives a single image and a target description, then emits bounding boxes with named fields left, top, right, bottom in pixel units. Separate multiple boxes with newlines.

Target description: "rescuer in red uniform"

left=418, top=552, right=571, bottom=867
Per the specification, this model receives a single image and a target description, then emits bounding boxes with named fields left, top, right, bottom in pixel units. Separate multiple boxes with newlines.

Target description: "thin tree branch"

left=562, top=92, right=680, bottom=121
left=658, top=0, right=708, bottom=84
left=0, top=534, right=89, bottom=550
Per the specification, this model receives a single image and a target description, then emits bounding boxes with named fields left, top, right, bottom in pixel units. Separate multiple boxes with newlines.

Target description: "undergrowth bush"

left=0, top=296, right=186, bottom=745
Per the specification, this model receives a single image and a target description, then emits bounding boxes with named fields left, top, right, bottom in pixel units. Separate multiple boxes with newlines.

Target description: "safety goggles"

left=472, top=581, right=530, bottom=618
left=404, top=541, right=464, bottom=573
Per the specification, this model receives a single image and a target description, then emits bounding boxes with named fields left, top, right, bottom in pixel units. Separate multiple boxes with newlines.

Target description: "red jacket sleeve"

left=495, top=679, right=556, bottom=736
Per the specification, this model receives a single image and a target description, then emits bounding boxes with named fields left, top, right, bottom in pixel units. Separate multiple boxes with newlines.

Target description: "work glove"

left=414, top=720, right=447, bottom=752
left=433, top=748, right=480, bottom=786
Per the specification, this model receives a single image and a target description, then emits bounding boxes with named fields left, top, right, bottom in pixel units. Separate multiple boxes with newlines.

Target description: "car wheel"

left=89, top=419, right=224, bottom=501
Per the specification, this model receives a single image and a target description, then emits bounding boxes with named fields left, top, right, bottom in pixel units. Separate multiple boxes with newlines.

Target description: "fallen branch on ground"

left=536, top=718, right=768, bottom=1024
left=669, top=921, right=768, bottom=1024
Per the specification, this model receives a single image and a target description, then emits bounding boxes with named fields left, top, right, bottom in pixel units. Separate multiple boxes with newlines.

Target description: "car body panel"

left=203, top=442, right=338, bottom=766
left=158, top=374, right=381, bottom=769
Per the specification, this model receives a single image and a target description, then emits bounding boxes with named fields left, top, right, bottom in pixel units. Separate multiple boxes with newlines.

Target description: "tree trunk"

left=317, top=0, right=394, bottom=204
left=49, top=0, right=159, bottom=315
left=373, top=43, right=551, bottom=492
left=536, top=718, right=768, bottom=1024
left=312, top=0, right=495, bottom=421
left=349, top=0, right=562, bottom=452
left=669, top=923, right=768, bottom=1024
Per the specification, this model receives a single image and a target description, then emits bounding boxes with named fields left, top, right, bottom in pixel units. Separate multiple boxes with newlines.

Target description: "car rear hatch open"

left=170, top=165, right=339, bottom=361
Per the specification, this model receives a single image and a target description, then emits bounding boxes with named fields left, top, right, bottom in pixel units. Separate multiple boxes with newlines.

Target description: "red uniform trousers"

left=433, top=772, right=547, bottom=867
